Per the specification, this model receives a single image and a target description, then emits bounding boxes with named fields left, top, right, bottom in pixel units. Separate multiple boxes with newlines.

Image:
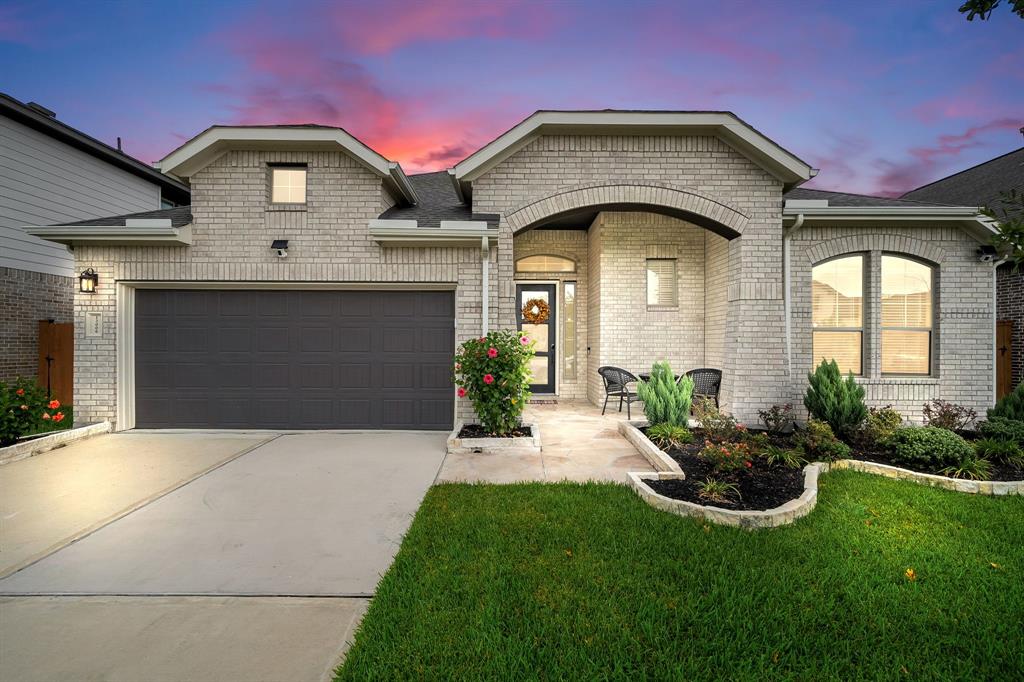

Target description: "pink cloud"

left=0, top=4, right=32, bottom=44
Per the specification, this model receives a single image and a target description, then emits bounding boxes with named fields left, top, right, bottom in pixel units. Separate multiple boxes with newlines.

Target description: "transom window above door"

left=515, top=255, right=576, bottom=273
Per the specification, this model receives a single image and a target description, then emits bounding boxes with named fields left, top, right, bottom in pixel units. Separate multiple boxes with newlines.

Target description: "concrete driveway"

left=0, top=431, right=446, bottom=681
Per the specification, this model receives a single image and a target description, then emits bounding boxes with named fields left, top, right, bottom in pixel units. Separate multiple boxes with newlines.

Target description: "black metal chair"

left=684, top=368, right=722, bottom=408
left=598, top=366, right=641, bottom=418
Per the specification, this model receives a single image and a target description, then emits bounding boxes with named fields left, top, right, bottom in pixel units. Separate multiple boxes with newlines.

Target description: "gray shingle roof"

left=58, top=206, right=193, bottom=228
left=900, top=147, right=1024, bottom=219
left=784, top=187, right=956, bottom=208
left=380, top=171, right=498, bottom=228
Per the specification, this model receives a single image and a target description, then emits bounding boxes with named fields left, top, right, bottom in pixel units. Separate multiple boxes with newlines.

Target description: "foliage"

left=804, top=359, right=868, bottom=438
left=860, top=406, right=904, bottom=447
left=794, top=418, right=851, bottom=462
left=758, top=404, right=793, bottom=436
left=693, top=399, right=742, bottom=443
left=743, top=431, right=770, bottom=454
left=974, top=438, right=1024, bottom=468
left=988, top=381, right=1024, bottom=422
left=637, top=362, right=694, bottom=428
left=978, top=416, right=1024, bottom=446
left=696, top=478, right=741, bottom=504
left=646, top=423, right=693, bottom=450
left=984, top=189, right=1024, bottom=269
left=886, top=426, right=975, bottom=470
left=1, top=378, right=67, bottom=447
left=453, top=330, right=535, bottom=435
left=922, top=400, right=976, bottom=432
left=959, top=0, right=1024, bottom=21
left=940, top=451, right=994, bottom=480
left=761, top=445, right=806, bottom=469
left=698, top=440, right=753, bottom=472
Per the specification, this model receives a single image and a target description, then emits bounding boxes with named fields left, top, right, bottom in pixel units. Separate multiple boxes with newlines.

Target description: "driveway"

left=0, top=431, right=446, bottom=681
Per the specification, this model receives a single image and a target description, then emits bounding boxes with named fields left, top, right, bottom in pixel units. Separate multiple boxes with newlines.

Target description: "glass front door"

left=516, top=284, right=556, bottom=393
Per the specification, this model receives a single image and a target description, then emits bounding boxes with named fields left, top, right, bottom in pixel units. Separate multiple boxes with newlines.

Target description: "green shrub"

left=646, top=423, right=693, bottom=450
left=974, top=438, right=1024, bottom=468
left=761, top=445, right=806, bottom=469
left=698, top=440, right=753, bottom=472
left=978, top=416, right=1024, bottom=446
left=697, top=478, right=741, bottom=504
left=694, top=399, right=741, bottom=443
left=637, top=362, right=694, bottom=428
left=886, top=426, right=974, bottom=470
left=757, top=404, right=793, bottom=436
left=860, top=406, right=904, bottom=446
left=454, top=330, right=535, bottom=435
left=988, top=382, right=1024, bottom=422
left=940, top=451, right=993, bottom=480
left=794, top=418, right=851, bottom=462
left=1, top=378, right=67, bottom=447
left=922, top=400, right=976, bottom=432
left=804, top=359, right=867, bottom=438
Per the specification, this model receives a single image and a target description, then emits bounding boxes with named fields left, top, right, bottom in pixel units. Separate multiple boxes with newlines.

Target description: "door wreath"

left=521, top=297, right=550, bottom=324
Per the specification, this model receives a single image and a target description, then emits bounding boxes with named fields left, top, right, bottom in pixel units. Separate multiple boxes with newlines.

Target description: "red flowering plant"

left=698, top=440, right=754, bottom=472
left=453, top=330, right=535, bottom=435
left=0, top=378, right=64, bottom=447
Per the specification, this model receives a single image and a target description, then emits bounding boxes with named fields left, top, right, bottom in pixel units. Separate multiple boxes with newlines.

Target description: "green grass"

left=337, top=471, right=1024, bottom=681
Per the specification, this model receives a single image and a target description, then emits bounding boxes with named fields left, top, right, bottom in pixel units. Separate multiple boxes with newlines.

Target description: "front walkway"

left=436, top=400, right=649, bottom=483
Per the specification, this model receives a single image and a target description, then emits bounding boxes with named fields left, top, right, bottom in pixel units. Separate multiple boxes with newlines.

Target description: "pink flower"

left=41, top=412, right=51, bottom=420
left=53, top=412, right=65, bottom=423
left=745, top=461, right=753, bottom=468
left=479, top=337, right=486, bottom=342
left=487, top=347, right=498, bottom=358
left=15, top=388, right=24, bottom=396
left=48, top=399, right=60, bottom=409
left=520, top=336, right=529, bottom=345
left=457, top=387, right=467, bottom=398
left=483, top=374, right=495, bottom=385
left=454, top=362, right=461, bottom=370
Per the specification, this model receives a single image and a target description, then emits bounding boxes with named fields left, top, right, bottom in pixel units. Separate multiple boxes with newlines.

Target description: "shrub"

left=698, top=440, right=753, bottom=472
left=794, top=418, right=851, bottom=462
left=637, top=362, right=694, bottom=428
left=0, top=378, right=65, bottom=447
left=758, top=404, right=793, bottom=436
left=940, top=451, right=993, bottom=480
left=886, top=426, right=974, bottom=470
left=974, top=438, right=1024, bottom=468
left=453, top=330, right=535, bottom=435
left=978, top=416, right=1024, bottom=446
left=804, top=359, right=867, bottom=438
left=697, top=478, right=741, bottom=504
left=988, top=382, right=1024, bottom=422
left=761, top=445, right=806, bottom=469
left=694, top=399, right=741, bottom=443
left=922, top=400, right=976, bottom=432
left=860, top=406, right=904, bottom=447
left=646, top=423, right=693, bottom=450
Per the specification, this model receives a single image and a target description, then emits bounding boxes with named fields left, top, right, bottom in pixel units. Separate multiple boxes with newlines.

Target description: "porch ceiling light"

left=79, top=268, right=98, bottom=293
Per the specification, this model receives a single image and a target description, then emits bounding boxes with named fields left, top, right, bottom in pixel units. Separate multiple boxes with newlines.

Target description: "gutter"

left=388, top=163, right=419, bottom=205
left=368, top=220, right=496, bottom=247
left=26, top=223, right=192, bottom=246
left=783, top=213, right=806, bottom=382
left=993, top=257, right=1008, bottom=406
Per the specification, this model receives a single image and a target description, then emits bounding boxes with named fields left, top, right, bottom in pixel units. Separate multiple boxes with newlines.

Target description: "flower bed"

left=446, top=421, right=541, bottom=455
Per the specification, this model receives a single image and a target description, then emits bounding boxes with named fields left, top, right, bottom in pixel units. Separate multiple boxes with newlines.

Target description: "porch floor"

left=436, top=401, right=650, bottom=484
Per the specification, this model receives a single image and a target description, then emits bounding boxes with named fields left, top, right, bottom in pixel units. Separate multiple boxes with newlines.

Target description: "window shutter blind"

left=646, top=259, right=677, bottom=306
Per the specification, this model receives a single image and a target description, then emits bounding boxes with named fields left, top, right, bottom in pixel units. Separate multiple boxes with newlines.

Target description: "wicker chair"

left=684, top=368, right=722, bottom=408
left=597, top=366, right=641, bottom=418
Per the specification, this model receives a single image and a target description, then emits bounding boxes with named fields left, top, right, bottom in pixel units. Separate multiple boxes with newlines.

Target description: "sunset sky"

left=2, top=0, right=1021, bottom=196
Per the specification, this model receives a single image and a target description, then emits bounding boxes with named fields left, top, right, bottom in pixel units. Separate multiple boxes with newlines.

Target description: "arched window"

left=515, top=255, right=576, bottom=273
left=881, top=255, right=933, bottom=375
left=812, top=255, right=864, bottom=375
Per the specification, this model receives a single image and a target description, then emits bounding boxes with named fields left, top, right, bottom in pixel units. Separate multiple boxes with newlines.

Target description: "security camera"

left=977, top=245, right=997, bottom=263
left=271, top=239, right=289, bottom=258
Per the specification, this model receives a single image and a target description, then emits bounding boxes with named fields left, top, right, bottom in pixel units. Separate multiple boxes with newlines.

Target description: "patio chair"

left=685, top=368, right=722, bottom=408
left=597, top=366, right=641, bottom=419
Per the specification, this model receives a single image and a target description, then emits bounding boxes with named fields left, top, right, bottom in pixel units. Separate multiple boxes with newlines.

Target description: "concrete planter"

left=0, top=421, right=112, bottom=466
left=828, top=459, right=1023, bottom=496
left=446, top=421, right=541, bottom=455
left=618, top=420, right=682, bottom=473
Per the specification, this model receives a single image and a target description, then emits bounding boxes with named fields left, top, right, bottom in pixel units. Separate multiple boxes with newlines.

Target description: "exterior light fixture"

left=79, top=268, right=98, bottom=293
left=977, top=245, right=997, bottom=263
left=271, top=239, right=289, bottom=258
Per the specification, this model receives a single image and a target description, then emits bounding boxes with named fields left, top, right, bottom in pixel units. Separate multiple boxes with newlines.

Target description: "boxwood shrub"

left=886, top=426, right=974, bottom=470
left=978, top=416, right=1024, bottom=446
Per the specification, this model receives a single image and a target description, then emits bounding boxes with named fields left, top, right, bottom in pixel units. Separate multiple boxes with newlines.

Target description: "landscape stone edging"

left=828, top=459, right=1023, bottom=496
left=618, top=420, right=682, bottom=473
left=0, top=421, right=112, bottom=466
left=446, top=421, right=542, bottom=455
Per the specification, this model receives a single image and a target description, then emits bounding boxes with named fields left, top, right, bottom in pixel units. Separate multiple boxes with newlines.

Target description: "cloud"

left=412, top=143, right=475, bottom=167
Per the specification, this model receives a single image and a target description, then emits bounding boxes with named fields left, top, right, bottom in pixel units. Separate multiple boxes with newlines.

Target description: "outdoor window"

left=515, top=255, right=576, bottom=273
left=270, top=166, right=307, bottom=203
left=812, top=255, right=863, bottom=375
left=563, top=282, right=577, bottom=379
left=646, top=259, right=677, bottom=307
left=881, top=255, right=933, bottom=375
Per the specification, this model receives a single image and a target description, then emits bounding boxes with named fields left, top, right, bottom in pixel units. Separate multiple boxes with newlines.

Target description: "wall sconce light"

left=79, top=268, right=98, bottom=293
left=271, top=239, right=289, bottom=258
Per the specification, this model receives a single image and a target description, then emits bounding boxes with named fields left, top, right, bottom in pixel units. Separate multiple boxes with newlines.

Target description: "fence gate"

left=38, top=320, right=73, bottom=405
left=997, top=320, right=1013, bottom=400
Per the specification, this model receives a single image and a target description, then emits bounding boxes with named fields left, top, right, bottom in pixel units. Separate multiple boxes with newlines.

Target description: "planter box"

left=0, top=421, right=112, bottom=466
left=446, top=421, right=541, bottom=455
left=618, top=420, right=683, bottom=473
left=829, top=459, right=1023, bottom=496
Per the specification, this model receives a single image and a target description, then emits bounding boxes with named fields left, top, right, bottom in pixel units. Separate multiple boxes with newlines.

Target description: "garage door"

left=134, top=289, right=455, bottom=430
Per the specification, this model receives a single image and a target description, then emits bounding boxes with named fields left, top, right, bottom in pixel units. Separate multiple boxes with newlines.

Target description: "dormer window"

left=270, top=165, right=307, bottom=204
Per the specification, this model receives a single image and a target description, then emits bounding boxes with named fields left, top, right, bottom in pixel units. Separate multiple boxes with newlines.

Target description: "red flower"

left=487, top=347, right=498, bottom=358
left=457, top=387, right=467, bottom=398
left=41, top=412, right=51, bottom=420
left=53, top=412, right=65, bottom=423
left=15, top=388, right=24, bottom=396
left=483, top=374, right=495, bottom=384
left=520, top=336, right=530, bottom=345
left=745, top=460, right=753, bottom=468
left=479, top=337, right=486, bottom=342
left=48, top=399, right=60, bottom=409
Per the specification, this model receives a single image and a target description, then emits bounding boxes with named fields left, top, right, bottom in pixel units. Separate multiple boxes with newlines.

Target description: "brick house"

left=27, top=111, right=1001, bottom=431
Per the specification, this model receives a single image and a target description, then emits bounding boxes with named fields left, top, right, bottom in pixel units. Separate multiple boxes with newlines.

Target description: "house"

left=1, top=93, right=190, bottom=392
left=901, top=146, right=1024, bottom=394
left=26, top=111, right=1000, bottom=431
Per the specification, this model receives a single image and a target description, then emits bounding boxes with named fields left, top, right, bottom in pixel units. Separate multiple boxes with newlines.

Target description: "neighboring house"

left=0, top=92, right=190, bottom=387
left=27, top=111, right=1000, bottom=431
left=901, top=147, right=1024, bottom=392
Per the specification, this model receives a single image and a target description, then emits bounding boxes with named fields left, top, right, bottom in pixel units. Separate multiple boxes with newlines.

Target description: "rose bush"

left=454, top=330, right=535, bottom=435
left=1, top=378, right=65, bottom=447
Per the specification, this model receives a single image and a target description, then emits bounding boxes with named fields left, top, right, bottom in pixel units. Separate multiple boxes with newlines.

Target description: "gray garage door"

left=134, top=289, right=454, bottom=430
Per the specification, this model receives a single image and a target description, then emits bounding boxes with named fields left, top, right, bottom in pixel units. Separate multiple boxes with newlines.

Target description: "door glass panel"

left=521, top=323, right=548, bottom=348
left=563, top=282, right=576, bottom=379
left=528, top=356, right=548, bottom=382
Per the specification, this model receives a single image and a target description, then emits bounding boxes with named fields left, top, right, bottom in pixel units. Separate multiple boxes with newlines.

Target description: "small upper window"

left=270, top=166, right=307, bottom=203
left=515, top=255, right=576, bottom=273
left=646, top=259, right=677, bottom=307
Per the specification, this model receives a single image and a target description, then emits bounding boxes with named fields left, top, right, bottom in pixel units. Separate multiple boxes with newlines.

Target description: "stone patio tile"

left=435, top=451, right=545, bottom=484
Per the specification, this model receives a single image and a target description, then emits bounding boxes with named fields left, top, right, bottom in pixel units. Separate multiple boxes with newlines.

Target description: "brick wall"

left=997, top=265, right=1023, bottom=388
left=0, top=266, right=74, bottom=382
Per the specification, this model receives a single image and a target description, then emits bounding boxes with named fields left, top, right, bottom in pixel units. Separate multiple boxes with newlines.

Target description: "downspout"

left=993, top=257, right=1007, bottom=406
left=783, top=213, right=805, bottom=381
left=481, top=235, right=490, bottom=335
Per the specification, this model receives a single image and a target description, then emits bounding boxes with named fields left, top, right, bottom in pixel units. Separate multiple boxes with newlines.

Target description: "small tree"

left=804, top=359, right=867, bottom=438
left=989, top=382, right=1024, bottom=422
left=454, top=330, right=535, bottom=435
left=637, top=361, right=694, bottom=427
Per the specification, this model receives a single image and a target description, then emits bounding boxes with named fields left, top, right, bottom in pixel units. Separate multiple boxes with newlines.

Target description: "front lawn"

left=337, top=472, right=1023, bottom=680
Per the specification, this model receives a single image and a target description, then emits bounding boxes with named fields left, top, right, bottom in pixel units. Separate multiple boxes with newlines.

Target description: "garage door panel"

left=421, top=364, right=453, bottom=389
left=254, top=364, right=290, bottom=389
left=338, top=328, right=372, bottom=352
left=382, top=328, right=416, bottom=353
left=421, top=327, right=454, bottom=353
left=336, top=363, right=371, bottom=389
left=256, top=327, right=290, bottom=352
left=300, top=327, right=332, bottom=352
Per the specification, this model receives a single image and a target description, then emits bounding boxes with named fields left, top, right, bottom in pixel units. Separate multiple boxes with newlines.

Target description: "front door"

left=516, top=284, right=556, bottom=393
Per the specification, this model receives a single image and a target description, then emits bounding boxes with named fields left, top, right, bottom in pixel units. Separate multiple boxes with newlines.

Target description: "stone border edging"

left=0, top=421, right=112, bottom=466
left=618, top=420, right=682, bottom=473
left=829, top=459, right=1023, bottom=496
left=446, top=421, right=542, bottom=455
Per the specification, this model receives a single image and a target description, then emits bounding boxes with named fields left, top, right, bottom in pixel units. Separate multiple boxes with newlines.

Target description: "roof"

left=900, top=147, right=1024, bottom=219
left=452, top=110, right=817, bottom=196
left=784, top=187, right=953, bottom=208
left=379, top=171, right=498, bottom=228
left=0, top=92, right=191, bottom=205
left=57, top=205, right=193, bottom=228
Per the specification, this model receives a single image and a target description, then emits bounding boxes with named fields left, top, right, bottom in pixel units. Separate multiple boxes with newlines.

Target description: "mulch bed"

left=458, top=424, right=533, bottom=439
